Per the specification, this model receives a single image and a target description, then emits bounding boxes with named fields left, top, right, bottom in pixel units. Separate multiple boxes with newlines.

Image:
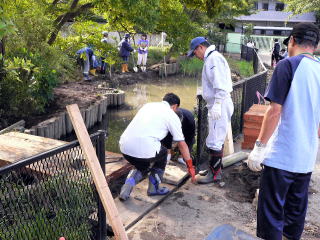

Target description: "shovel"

left=132, top=52, right=138, bottom=72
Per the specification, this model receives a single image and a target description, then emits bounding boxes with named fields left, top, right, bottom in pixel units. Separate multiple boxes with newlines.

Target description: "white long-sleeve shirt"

left=202, top=45, right=233, bottom=107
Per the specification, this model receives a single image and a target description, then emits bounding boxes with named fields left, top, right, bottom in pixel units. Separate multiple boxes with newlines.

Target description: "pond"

left=99, top=76, right=200, bottom=153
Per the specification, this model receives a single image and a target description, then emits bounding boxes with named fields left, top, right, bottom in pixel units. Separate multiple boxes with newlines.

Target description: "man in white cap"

left=187, top=37, right=234, bottom=183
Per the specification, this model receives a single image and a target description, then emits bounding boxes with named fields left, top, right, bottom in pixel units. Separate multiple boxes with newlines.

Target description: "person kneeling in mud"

left=119, top=93, right=196, bottom=201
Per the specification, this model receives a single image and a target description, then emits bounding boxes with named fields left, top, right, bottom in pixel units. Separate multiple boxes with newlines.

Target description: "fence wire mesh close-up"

left=0, top=132, right=108, bottom=240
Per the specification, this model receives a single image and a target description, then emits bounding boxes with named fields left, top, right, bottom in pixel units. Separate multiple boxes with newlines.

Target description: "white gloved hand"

left=247, top=143, right=266, bottom=172
left=210, top=101, right=222, bottom=120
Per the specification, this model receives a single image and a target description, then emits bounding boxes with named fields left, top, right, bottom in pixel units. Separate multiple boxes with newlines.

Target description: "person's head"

left=163, top=93, right=180, bottom=111
left=141, top=34, right=147, bottom=40
left=187, top=36, right=210, bottom=60
left=274, top=38, right=279, bottom=42
left=125, top=33, right=130, bottom=39
left=102, top=31, right=108, bottom=38
left=283, top=22, right=320, bottom=56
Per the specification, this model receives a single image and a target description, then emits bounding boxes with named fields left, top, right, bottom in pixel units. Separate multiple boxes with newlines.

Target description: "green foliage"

left=282, top=0, right=320, bottom=14
left=207, top=26, right=227, bottom=45
left=179, top=57, right=203, bottom=76
left=0, top=0, right=76, bottom=118
left=225, top=56, right=254, bottom=77
left=147, top=46, right=169, bottom=65
left=243, top=23, right=254, bottom=43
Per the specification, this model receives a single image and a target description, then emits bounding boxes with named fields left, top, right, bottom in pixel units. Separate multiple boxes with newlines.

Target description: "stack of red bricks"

left=242, top=104, right=269, bottom=149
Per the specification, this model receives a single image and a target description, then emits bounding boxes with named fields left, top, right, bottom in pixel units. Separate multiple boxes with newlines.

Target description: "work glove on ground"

left=210, top=100, right=222, bottom=120
left=247, top=143, right=266, bottom=172
left=186, top=159, right=196, bottom=183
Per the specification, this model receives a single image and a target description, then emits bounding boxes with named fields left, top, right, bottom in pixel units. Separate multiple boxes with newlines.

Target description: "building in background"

left=234, top=0, right=316, bottom=36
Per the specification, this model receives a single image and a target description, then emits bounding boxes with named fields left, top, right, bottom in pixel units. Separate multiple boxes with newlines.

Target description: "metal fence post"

left=97, top=130, right=107, bottom=240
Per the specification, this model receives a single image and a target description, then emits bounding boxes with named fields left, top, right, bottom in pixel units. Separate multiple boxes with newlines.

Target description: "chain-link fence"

left=0, top=131, right=108, bottom=240
left=196, top=70, right=268, bottom=166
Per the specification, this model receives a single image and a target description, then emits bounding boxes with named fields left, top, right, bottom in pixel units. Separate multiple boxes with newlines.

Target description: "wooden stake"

left=223, top=122, right=234, bottom=157
left=66, top=104, right=128, bottom=240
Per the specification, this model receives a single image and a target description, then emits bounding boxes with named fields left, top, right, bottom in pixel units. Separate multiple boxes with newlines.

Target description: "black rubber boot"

left=209, top=148, right=223, bottom=182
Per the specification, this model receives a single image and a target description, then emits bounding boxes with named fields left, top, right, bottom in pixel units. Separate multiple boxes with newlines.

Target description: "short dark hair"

left=163, top=93, right=180, bottom=106
left=200, top=41, right=210, bottom=48
left=142, top=34, right=147, bottom=38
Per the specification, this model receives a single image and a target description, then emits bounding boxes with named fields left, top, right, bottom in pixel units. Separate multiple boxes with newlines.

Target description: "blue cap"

left=125, top=33, right=130, bottom=39
left=187, top=37, right=207, bottom=57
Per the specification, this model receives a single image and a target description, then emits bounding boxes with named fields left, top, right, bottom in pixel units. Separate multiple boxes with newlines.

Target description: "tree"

left=281, top=0, right=320, bottom=14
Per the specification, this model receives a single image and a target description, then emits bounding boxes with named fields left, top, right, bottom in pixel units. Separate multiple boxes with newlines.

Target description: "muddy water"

left=102, top=76, right=200, bottom=153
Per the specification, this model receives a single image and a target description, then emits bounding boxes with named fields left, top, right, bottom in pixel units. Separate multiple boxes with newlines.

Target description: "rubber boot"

left=125, top=63, right=130, bottom=72
left=147, top=168, right=170, bottom=196
left=195, top=149, right=223, bottom=184
left=119, top=169, right=142, bottom=201
left=121, top=64, right=126, bottom=73
left=142, top=66, right=146, bottom=72
left=210, top=149, right=223, bottom=182
left=89, top=69, right=97, bottom=76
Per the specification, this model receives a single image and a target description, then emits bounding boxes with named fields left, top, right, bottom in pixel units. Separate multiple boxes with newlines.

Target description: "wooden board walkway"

left=0, top=132, right=133, bottom=183
left=0, top=132, right=67, bottom=167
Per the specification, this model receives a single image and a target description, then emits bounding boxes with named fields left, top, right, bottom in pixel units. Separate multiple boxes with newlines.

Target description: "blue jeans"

left=257, top=166, right=311, bottom=240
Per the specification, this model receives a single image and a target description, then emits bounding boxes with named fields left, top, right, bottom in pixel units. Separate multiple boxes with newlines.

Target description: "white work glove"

left=209, top=100, right=222, bottom=120
left=247, top=142, right=267, bottom=172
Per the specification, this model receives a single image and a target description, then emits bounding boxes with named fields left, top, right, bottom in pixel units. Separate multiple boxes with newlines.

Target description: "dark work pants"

left=257, top=166, right=312, bottom=240
left=122, top=146, right=167, bottom=175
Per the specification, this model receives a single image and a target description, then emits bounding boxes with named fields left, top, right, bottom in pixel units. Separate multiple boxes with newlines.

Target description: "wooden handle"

left=66, top=104, right=128, bottom=240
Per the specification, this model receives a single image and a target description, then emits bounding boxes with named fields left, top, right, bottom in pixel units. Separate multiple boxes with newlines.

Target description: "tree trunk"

left=47, top=2, right=94, bottom=45
left=0, top=39, right=5, bottom=80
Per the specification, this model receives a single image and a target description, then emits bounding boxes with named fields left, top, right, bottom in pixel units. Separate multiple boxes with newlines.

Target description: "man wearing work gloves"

left=247, top=22, right=320, bottom=240
left=188, top=37, right=234, bottom=184
left=119, top=93, right=195, bottom=201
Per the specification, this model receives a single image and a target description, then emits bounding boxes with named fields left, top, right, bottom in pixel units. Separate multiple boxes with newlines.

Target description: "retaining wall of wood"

left=159, top=63, right=180, bottom=77
left=24, top=90, right=125, bottom=140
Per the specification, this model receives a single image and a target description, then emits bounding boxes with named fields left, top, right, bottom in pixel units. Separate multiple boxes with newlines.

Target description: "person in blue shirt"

left=137, top=34, right=149, bottom=72
left=247, top=22, right=320, bottom=240
left=119, top=33, right=134, bottom=73
left=76, top=46, right=94, bottom=81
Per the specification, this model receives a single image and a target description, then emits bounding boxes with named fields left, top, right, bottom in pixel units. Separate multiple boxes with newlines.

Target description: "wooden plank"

left=163, top=164, right=188, bottom=186
left=66, top=104, right=128, bottom=240
left=5, top=132, right=67, bottom=146
left=0, top=120, right=25, bottom=135
left=223, top=122, right=234, bottom=157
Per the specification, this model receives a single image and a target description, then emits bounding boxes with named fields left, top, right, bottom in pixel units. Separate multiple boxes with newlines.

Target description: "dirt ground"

left=127, top=144, right=320, bottom=240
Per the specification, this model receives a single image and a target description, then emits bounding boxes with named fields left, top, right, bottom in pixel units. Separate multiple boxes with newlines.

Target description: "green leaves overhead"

left=281, top=0, right=320, bottom=14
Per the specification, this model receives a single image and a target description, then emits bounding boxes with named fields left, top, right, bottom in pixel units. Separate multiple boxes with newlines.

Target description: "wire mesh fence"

left=196, top=70, right=268, bottom=166
left=0, top=131, right=108, bottom=240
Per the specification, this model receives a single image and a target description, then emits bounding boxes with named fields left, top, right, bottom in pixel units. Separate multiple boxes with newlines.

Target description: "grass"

left=179, top=57, right=203, bottom=76
left=225, top=56, right=254, bottom=78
